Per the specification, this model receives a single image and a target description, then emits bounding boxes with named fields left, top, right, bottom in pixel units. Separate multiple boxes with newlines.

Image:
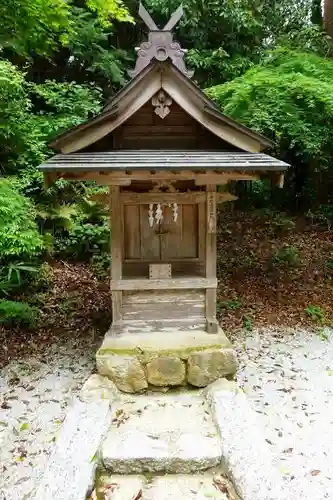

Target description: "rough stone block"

left=80, top=374, right=120, bottom=403
left=97, top=354, right=148, bottom=393
left=34, top=398, right=110, bottom=500
left=206, top=381, right=292, bottom=500
left=187, top=348, right=238, bottom=387
left=147, top=356, right=186, bottom=386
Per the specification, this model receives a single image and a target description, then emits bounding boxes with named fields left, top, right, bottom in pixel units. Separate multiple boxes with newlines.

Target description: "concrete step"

left=95, top=470, right=237, bottom=499
left=101, top=391, right=221, bottom=474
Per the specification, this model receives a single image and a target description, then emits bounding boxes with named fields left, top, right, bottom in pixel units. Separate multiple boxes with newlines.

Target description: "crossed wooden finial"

left=138, top=3, right=184, bottom=32
left=129, top=3, right=193, bottom=78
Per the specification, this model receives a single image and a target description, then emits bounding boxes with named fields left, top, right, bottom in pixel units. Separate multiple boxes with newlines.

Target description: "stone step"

left=100, top=391, right=221, bottom=474
left=95, top=471, right=236, bottom=499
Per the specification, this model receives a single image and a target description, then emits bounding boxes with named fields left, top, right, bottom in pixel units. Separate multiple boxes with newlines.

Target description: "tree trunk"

left=311, top=0, right=323, bottom=26
left=324, top=0, right=333, bottom=38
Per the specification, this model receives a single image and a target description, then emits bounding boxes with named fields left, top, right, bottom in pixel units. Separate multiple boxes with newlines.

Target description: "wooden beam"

left=217, top=192, right=238, bottom=203
left=278, top=173, right=285, bottom=188
left=121, top=192, right=206, bottom=204
left=61, top=170, right=260, bottom=184
left=205, top=185, right=218, bottom=334
left=195, top=173, right=259, bottom=185
left=110, top=186, right=123, bottom=323
left=90, top=191, right=238, bottom=205
left=111, top=278, right=217, bottom=291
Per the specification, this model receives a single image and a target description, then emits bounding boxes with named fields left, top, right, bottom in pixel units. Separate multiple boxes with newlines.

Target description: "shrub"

left=0, top=300, right=39, bottom=327
left=305, top=305, right=326, bottom=324
left=90, top=252, right=111, bottom=279
left=55, top=220, right=110, bottom=259
left=0, top=262, right=39, bottom=298
left=272, top=245, right=300, bottom=267
left=31, top=263, right=54, bottom=291
left=306, top=204, right=333, bottom=230
left=0, top=178, right=44, bottom=261
left=206, top=49, right=333, bottom=210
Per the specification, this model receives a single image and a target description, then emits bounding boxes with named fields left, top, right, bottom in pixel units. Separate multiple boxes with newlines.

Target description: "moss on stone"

left=97, top=343, right=227, bottom=364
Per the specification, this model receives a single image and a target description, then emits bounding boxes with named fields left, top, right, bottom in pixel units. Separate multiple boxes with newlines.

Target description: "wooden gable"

left=49, top=61, right=273, bottom=155
left=85, top=99, right=238, bottom=152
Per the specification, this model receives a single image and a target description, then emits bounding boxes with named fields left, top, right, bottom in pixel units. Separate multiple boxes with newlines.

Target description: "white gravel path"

left=236, top=327, right=333, bottom=500
left=0, top=340, right=95, bottom=500
left=2, top=328, right=333, bottom=500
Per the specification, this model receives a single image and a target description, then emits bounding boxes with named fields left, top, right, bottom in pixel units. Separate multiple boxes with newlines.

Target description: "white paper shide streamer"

left=148, top=203, right=179, bottom=227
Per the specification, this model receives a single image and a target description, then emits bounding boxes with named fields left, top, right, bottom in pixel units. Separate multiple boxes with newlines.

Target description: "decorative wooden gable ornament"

left=129, top=4, right=194, bottom=79
left=39, top=3, right=289, bottom=339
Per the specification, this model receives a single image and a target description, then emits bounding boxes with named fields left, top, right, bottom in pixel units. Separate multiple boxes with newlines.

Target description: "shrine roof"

left=39, top=150, right=289, bottom=173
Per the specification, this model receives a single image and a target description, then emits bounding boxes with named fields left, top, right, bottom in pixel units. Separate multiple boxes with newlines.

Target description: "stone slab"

left=144, top=472, right=236, bottom=500
left=97, top=329, right=232, bottom=363
left=101, top=392, right=221, bottom=474
left=205, top=379, right=293, bottom=500
left=96, top=474, right=146, bottom=500
left=97, top=471, right=236, bottom=499
left=34, top=398, right=111, bottom=500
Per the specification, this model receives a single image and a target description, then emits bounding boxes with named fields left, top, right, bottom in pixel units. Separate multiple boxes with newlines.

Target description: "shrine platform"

left=96, top=328, right=237, bottom=393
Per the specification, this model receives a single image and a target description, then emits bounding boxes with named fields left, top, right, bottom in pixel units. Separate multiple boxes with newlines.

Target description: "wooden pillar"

left=205, top=185, right=218, bottom=333
left=110, top=185, right=122, bottom=324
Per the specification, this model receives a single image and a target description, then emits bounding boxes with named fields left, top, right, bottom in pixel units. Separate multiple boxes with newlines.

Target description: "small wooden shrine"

left=40, top=5, right=289, bottom=391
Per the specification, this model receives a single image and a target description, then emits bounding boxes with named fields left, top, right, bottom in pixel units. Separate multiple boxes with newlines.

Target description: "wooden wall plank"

left=111, top=278, right=217, bottom=291
left=181, top=204, right=198, bottom=259
left=124, top=205, right=141, bottom=259
left=139, top=205, right=160, bottom=260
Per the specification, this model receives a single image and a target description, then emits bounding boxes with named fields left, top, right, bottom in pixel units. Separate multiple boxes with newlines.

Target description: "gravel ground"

left=2, top=328, right=333, bottom=500
left=0, top=340, right=95, bottom=500
left=236, top=327, right=333, bottom=500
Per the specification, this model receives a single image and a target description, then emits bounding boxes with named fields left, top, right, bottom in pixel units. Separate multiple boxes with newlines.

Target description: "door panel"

left=139, top=205, right=160, bottom=260
left=124, top=203, right=198, bottom=261
left=161, top=204, right=198, bottom=259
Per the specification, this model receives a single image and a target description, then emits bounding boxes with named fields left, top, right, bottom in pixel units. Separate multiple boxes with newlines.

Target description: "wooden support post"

left=110, top=186, right=123, bottom=324
left=205, top=185, right=218, bottom=333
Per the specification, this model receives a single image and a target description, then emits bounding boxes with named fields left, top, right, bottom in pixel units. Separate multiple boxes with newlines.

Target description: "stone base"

left=96, top=329, right=237, bottom=393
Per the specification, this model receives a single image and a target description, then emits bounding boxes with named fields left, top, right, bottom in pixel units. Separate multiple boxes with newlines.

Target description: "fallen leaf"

left=133, top=490, right=143, bottom=500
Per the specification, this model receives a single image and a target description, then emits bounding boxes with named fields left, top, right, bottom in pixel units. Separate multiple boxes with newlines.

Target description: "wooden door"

left=124, top=204, right=198, bottom=261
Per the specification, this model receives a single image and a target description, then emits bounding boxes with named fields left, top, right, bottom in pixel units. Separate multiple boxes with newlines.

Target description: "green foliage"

left=220, top=299, right=243, bottom=311
left=243, top=314, right=253, bottom=331
left=207, top=49, right=333, bottom=156
left=0, top=300, right=39, bottom=327
left=0, top=60, right=103, bottom=175
left=90, top=253, right=111, bottom=279
left=207, top=49, right=333, bottom=209
left=271, top=215, right=296, bottom=235
left=86, top=0, right=133, bottom=27
left=56, top=220, right=110, bottom=259
left=0, top=0, right=132, bottom=58
left=307, top=204, right=333, bottom=230
left=305, top=305, right=326, bottom=323
left=142, top=0, right=315, bottom=86
left=31, top=263, right=54, bottom=291
left=0, top=178, right=44, bottom=261
left=272, top=245, right=300, bottom=267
